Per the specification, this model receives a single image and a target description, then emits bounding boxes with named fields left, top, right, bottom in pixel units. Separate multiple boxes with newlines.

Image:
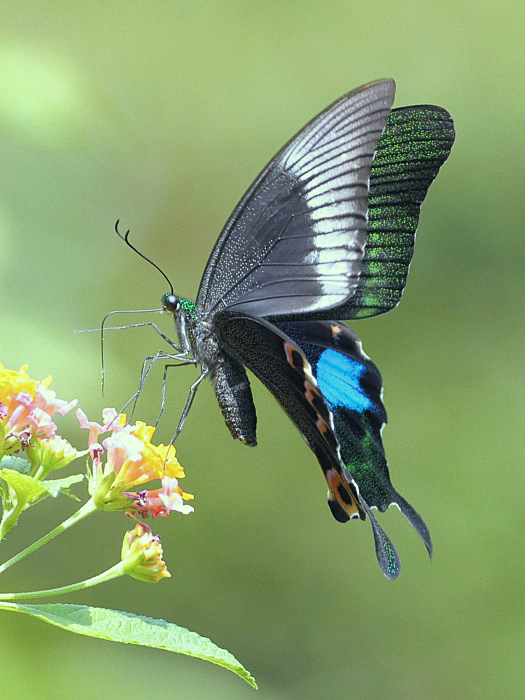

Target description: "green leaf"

left=0, top=455, right=32, bottom=474
left=41, top=474, right=84, bottom=500
left=0, top=469, right=48, bottom=538
left=0, top=602, right=257, bottom=688
left=0, top=468, right=46, bottom=501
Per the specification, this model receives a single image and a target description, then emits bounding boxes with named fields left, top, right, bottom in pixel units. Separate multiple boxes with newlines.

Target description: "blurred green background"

left=1, top=1, right=523, bottom=698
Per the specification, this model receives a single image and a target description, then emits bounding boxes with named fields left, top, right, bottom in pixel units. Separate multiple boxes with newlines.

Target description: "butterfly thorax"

left=183, top=310, right=218, bottom=370
left=166, top=296, right=258, bottom=446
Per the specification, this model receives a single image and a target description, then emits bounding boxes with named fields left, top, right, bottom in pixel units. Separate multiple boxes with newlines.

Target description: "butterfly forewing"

left=278, top=105, right=455, bottom=322
left=196, top=80, right=396, bottom=318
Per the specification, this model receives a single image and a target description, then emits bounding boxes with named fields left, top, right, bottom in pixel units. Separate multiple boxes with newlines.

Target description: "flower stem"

left=0, top=498, right=98, bottom=574
left=0, top=561, right=128, bottom=600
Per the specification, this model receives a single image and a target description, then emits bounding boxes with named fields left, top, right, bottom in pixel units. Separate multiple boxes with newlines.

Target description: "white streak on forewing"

left=310, top=217, right=365, bottom=234
left=293, top=134, right=364, bottom=173
left=302, top=166, right=366, bottom=193
left=307, top=201, right=361, bottom=221
left=295, top=141, right=369, bottom=180
left=304, top=181, right=362, bottom=201
left=293, top=293, right=350, bottom=311
left=305, top=230, right=352, bottom=247
left=304, top=245, right=362, bottom=265
left=294, top=123, right=385, bottom=175
left=316, top=262, right=358, bottom=277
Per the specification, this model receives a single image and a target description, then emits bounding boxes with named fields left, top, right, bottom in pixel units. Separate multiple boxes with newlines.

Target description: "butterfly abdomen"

left=210, top=352, right=258, bottom=446
left=184, top=314, right=258, bottom=446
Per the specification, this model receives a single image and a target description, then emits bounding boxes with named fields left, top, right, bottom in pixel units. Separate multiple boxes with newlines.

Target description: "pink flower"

left=34, top=385, right=77, bottom=417
left=76, top=408, right=132, bottom=448
left=3, top=392, right=58, bottom=439
left=0, top=365, right=77, bottom=445
left=133, top=477, right=194, bottom=519
left=26, top=408, right=58, bottom=438
left=76, top=408, right=106, bottom=446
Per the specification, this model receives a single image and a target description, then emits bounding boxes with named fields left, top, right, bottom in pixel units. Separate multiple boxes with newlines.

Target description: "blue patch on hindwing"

left=316, top=348, right=376, bottom=414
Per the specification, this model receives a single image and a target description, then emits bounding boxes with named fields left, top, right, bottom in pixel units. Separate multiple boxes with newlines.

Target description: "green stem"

left=0, top=498, right=98, bottom=574
left=0, top=560, right=128, bottom=600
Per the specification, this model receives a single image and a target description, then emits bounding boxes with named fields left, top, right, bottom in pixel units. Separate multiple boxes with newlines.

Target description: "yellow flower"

left=121, top=523, right=171, bottom=583
left=81, top=410, right=193, bottom=517
left=0, top=364, right=51, bottom=405
left=130, top=421, right=186, bottom=480
left=0, top=364, right=76, bottom=458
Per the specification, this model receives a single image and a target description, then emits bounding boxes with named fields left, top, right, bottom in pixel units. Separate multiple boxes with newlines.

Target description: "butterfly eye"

left=162, top=293, right=180, bottom=312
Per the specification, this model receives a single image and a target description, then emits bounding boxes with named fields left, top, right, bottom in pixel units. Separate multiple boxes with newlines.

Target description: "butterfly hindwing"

left=276, top=320, right=432, bottom=555
left=213, top=311, right=362, bottom=517
left=196, top=80, right=396, bottom=319
left=214, top=310, right=402, bottom=579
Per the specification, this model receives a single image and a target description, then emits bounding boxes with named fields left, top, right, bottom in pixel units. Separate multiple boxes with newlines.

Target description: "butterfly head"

left=162, top=293, right=180, bottom=313
left=162, top=293, right=197, bottom=320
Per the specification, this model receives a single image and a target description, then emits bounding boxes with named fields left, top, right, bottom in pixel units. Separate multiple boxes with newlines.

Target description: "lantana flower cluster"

left=0, top=363, right=193, bottom=581
left=77, top=407, right=194, bottom=518
left=0, top=363, right=78, bottom=468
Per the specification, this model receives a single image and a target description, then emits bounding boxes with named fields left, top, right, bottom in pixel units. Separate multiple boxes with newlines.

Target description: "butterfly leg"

left=95, top=318, right=188, bottom=395
left=154, top=356, right=199, bottom=427
left=121, top=350, right=195, bottom=422
left=168, top=369, right=210, bottom=444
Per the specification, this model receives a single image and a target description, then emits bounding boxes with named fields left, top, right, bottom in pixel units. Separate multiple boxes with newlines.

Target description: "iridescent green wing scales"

left=347, top=105, right=455, bottom=318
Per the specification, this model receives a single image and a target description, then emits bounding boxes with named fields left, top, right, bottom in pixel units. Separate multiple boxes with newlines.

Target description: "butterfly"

left=147, top=79, right=454, bottom=578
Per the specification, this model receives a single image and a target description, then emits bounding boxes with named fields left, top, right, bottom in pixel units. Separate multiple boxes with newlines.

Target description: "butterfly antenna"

left=115, top=219, right=174, bottom=295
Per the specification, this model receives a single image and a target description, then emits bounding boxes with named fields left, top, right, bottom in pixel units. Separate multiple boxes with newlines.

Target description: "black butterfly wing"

left=196, top=80, right=396, bottom=318
left=214, top=310, right=402, bottom=579
left=276, top=319, right=432, bottom=556
left=274, top=105, right=455, bottom=322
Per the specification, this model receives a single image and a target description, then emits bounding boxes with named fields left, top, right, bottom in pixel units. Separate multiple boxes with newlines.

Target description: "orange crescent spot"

left=283, top=341, right=296, bottom=367
left=316, top=417, right=328, bottom=434
left=325, top=468, right=361, bottom=519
